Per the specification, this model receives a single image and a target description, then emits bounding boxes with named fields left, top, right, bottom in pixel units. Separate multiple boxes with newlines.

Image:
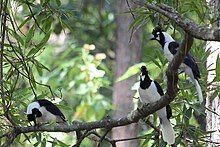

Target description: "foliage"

left=119, top=0, right=220, bottom=146
left=0, top=0, right=219, bottom=146
left=1, top=0, right=113, bottom=146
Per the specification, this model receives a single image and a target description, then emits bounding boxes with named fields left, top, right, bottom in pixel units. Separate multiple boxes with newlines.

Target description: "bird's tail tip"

left=161, top=119, right=175, bottom=145
left=195, top=80, right=203, bottom=103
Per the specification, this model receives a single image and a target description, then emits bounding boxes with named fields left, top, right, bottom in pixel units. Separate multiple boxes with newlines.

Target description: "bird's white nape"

left=162, top=32, right=175, bottom=42
left=26, top=102, right=40, bottom=114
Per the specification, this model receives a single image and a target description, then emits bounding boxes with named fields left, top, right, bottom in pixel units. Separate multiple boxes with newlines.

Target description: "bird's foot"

left=137, top=103, right=150, bottom=116
left=137, top=107, right=144, bottom=116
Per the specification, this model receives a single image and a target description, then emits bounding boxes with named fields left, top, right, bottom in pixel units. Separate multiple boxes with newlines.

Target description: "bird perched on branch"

left=150, top=27, right=203, bottom=103
left=138, top=66, right=175, bottom=145
left=26, top=99, right=66, bottom=125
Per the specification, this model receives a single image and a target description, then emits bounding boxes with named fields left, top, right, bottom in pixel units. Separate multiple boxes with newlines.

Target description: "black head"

left=32, top=108, right=42, bottom=117
left=27, top=108, right=42, bottom=122
left=27, top=114, right=35, bottom=122
left=140, top=66, right=152, bottom=89
left=140, top=66, right=149, bottom=81
left=27, top=108, right=42, bottom=125
left=150, top=27, right=166, bottom=47
left=141, top=66, right=148, bottom=76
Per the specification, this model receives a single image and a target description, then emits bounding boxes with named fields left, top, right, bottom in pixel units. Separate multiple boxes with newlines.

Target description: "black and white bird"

left=26, top=99, right=66, bottom=125
left=150, top=27, right=203, bottom=103
left=139, top=66, right=175, bottom=145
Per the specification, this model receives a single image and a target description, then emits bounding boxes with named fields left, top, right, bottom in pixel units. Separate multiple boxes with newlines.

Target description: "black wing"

left=184, top=54, right=201, bottom=79
left=168, top=41, right=200, bottom=80
left=154, top=81, right=164, bottom=96
left=154, top=81, right=172, bottom=119
left=37, top=99, right=66, bottom=121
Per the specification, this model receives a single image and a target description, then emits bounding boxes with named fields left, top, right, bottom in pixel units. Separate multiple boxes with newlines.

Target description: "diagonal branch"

left=132, top=1, right=220, bottom=41
left=2, top=33, right=193, bottom=146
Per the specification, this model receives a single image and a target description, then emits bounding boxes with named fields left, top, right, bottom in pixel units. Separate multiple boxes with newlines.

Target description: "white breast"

left=138, top=82, right=161, bottom=104
left=37, top=107, right=57, bottom=123
left=163, top=43, right=174, bottom=62
left=138, top=82, right=168, bottom=120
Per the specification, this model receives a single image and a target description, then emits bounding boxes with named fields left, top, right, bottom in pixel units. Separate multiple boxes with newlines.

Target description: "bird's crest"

left=141, top=66, right=147, bottom=71
left=152, top=26, right=164, bottom=35
left=141, top=66, right=148, bottom=75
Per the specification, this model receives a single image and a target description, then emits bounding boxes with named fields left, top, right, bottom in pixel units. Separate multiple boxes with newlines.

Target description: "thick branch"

left=133, top=1, right=220, bottom=41
left=2, top=33, right=194, bottom=146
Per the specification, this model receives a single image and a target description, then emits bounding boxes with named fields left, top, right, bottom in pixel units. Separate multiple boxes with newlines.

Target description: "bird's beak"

left=139, top=72, right=143, bottom=76
left=149, top=34, right=155, bottom=40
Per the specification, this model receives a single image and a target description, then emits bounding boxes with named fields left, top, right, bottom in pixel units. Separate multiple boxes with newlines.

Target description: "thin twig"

left=132, top=1, right=220, bottom=41
left=72, top=130, right=89, bottom=147
left=126, top=0, right=135, bottom=20
left=3, top=54, right=54, bottom=97
left=142, top=119, right=160, bottom=132
left=0, top=0, right=8, bottom=114
left=97, top=128, right=112, bottom=147
left=5, top=27, right=37, bottom=98
left=26, top=1, right=46, bottom=34
left=90, top=131, right=116, bottom=147
left=7, top=13, right=55, bottom=98
left=0, top=0, right=17, bottom=127
left=114, top=135, right=146, bottom=142
left=126, top=0, right=136, bottom=44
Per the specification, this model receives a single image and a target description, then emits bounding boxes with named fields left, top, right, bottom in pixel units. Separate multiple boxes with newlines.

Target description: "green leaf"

left=18, top=16, right=32, bottom=29
left=27, top=31, right=51, bottom=56
left=41, top=138, right=46, bottom=147
left=57, top=140, right=69, bottom=147
left=10, top=30, right=24, bottom=46
left=149, top=57, right=161, bottom=68
left=42, top=15, right=53, bottom=32
left=32, top=59, right=50, bottom=76
left=36, top=133, right=42, bottom=142
left=29, top=68, right=37, bottom=89
left=57, top=104, right=72, bottom=111
left=141, top=133, right=154, bottom=147
left=209, top=90, right=219, bottom=101
left=55, top=0, right=61, bottom=6
left=22, top=133, right=31, bottom=143
left=184, top=107, right=192, bottom=125
left=25, top=25, right=36, bottom=48
left=215, top=54, right=220, bottom=80
left=116, top=62, right=146, bottom=82
left=129, top=14, right=145, bottom=30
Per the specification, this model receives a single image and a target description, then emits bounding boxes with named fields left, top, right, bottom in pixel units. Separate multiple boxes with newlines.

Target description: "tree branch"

left=0, top=0, right=8, bottom=117
left=132, top=1, right=220, bottom=41
left=1, top=31, right=193, bottom=146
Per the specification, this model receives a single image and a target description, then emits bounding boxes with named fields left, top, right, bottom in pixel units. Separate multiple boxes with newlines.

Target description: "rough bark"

left=133, top=1, right=220, bottom=41
left=206, top=40, right=220, bottom=147
left=206, top=1, right=220, bottom=146
left=112, top=1, right=142, bottom=146
left=206, top=0, right=220, bottom=146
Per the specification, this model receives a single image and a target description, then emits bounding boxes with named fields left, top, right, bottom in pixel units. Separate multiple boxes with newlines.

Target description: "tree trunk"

left=112, top=1, right=142, bottom=147
left=206, top=0, right=220, bottom=146
left=206, top=42, right=220, bottom=146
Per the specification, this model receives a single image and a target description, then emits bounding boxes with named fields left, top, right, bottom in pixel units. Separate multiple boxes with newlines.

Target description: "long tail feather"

left=160, top=118, right=175, bottom=145
left=194, top=80, right=203, bottom=103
